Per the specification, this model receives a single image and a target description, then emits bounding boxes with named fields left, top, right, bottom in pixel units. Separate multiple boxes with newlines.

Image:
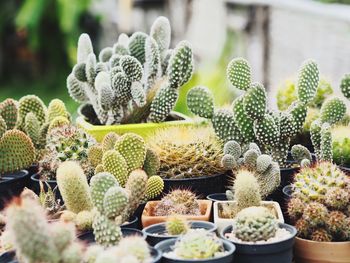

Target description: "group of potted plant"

left=0, top=14, right=350, bottom=263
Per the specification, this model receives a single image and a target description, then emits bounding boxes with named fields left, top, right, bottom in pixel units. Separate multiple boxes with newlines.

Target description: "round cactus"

left=287, top=198, right=305, bottom=221
left=56, top=161, right=93, bottom=214
left=227, top=57, right=251, bottom=91
left=326, top=211, right=348, bottom=239
left=291, top=144, right=312, bottom=164
left=311, top=228, right=332, bottom=242
left=18, top=95, right=47, bottom=129
left=102, top=150, right=129, bottom=186
left=243, top=82, right=267, bottom=120
left=0, top=98, right=18, bottom=130
left=187, top=86, right=215, bottom=119
left=233, top=206, right=278, bottom=242
left=320, top=97, right=347, bottom=125
left=47, top=99, right=69, bottom=122
left=297, top=59, right=319, bottom=104
left=295, top=218, right=310, bottom=238
left=166, top=215, right=189, bottom=235
left=303, top=202, right=328, bottom=227
left=145, top=175, right=164, bottom=200
left=256, top=154, right=273, bottom=173
left=325, top=187, right=350, bottom=210
left=114, top=236, right=152, bottom=262
left=75, top=210, right=93, bottom=231
left=221, top=154, right=237, bottom=170
left=223, top=140, right=241, bottom=160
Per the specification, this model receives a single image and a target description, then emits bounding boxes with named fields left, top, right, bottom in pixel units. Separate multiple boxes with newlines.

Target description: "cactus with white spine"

left=67, top=16, right=194, bottom=125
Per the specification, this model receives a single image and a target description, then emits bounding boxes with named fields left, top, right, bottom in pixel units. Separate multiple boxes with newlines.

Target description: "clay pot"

left=294, top=237, right=350, bottom=263
left=141, top=200, right=212, bottom=228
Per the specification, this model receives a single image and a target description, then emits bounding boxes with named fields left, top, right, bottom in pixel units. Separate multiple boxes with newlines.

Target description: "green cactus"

left=102, top=150, right=129, bottom=186
left=340, top=73, right=350, bottom=100
left=310, top=119, right=322, bottom=159
left=291, top=144, right=312, bottom=164
left=233, top=206, right=278, bottom=242
left=243, top=82, right=267, bottom=120
left=212, top=109, right=242, bottom=142
left=166, top=215, right=189, bottom=235
left=56, top=161, right=93, bottom=214
left=67, top=16, right=194, bottom=125
left=88, top=145, right=103, bottom=168
left=232, top=96, right=255, bottom=141
left=173, top=229, right=225, bottom=260
left=186, top=86, right=215, bottom=119
left=102, top=132, right=119, bottom=152
left=332, top=125, right=350, bottom=167
left=145, top=175, right=164, bottom=200
left=320, top=97, right=346, bottom=125
left=320, top=123, right=333, bottom=162
left=0, top=98, right=18, bottom=130
left=75, top=210, right=94, bottom=231
left=297, top=60, right=320, bottom=104
left=143, top=148, right=160, bottom=177
left=113, top=236, right=152, bottom=262
left=0, top=130, right=35, bottom=174
left=227, top=57, right=251, bottom=91
left=18, top=95, right=47, bottom=129
left=47, top=99, right=70, bottom=122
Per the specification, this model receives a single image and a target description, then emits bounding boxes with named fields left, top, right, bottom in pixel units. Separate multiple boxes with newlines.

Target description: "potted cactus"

left=143, top=215, right=217, bottom=246
left=142, top=189, right=212, bottom=228
left=187, top=58, right=320, bottom=183
left=220, top=206, right=296, bottom=263
left=67, top=16, right=196, bottom=141
left=147, top=126, right=228, bottom=196
left=213, top=169, right=283, bottom=232
left=287, top=162, right=350, bottom=263
left=332, top=125, right=350, bottom=171
left=155, top=229, right=236, bottom=263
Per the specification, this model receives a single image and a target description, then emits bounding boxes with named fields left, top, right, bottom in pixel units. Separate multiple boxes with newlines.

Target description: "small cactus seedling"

left=165, top=215, right=189, bottom=235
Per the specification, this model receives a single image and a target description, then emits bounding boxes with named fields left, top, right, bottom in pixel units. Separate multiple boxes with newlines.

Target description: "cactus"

left=291, top=144, right=312, bottom=164
left=340, top=73, right=350, bottom=100
left=297, top=60, right=320, bottom=104
left=173, top=229, right=225, bottom=260
left=0, top=98, right=18, bottom=130
left=332, top=125, right=350, bottom=167
left=67, top=16, right=194, bottom=125
left=288, top=162, right=350, bottom=241
left=47, top=99, right=70, bottom=122
left=186, top=86, right=214, bottom=118
left=143, top=148, right=160, bottom=176
left=148, top=126, right=225, bottom=179
left=56, top=161, right=93, bottom=214
left=223, top=140, right=280, bottom=199
left=320, top=97, right=347, bottom=125
left=166, top=215, right=189, bottom=235
left=145, top=175, right=164, bottom=200
left=227, top=58, right=251, bottom=91
left=155, top=189, right=200, bottom=216
left=320, top=123, right=333, bottom=162
left=233, top=206, right=278, bottom=242
left=88, top=145, right=103, bottom=168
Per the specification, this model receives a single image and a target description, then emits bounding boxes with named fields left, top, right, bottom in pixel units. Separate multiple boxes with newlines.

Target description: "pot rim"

left=295, top=236, right=350, bottom=245
left=162, top=173, right=225, bottom=182
left=142, top=220, right=217, bottom=239
left=155, top=237, right=236, bottom=262
left=206, top=193, right=227, bottom=202
left=0, top=169, right=29, bottom=180
left=220, top=223, right=297, bottom=247
left=30, top=173, right=57, bottom=184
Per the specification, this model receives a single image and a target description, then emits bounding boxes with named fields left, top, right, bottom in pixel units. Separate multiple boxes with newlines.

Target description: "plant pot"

left=339, top=164, right=350, bottom=174
left=206, top=193, right=228, bottom=202
left=30, top=173, right=61, bottom=199
left=121, top=215, right=139, bottom=229
left=155, top=237, right=236, bottom=263
left=141, top=200, right=212, bottom=228
left=133, top=202, right=146, bottom=229
left=0, top=170, right=31, bottom=209
left=162, top=173, right=228, bottom=198
left=143, top=221, right=217, bottom=246
left=77, top=227, right=145, bottom=243
left=220, top=223, right=296, bottom=263
left=76, top=106, right=197, bottom=142
left=0, top=250, right=16, bottom=263
left=213, top=201, right=284, bottom=232
left=294, top=237, right=350, bottom=263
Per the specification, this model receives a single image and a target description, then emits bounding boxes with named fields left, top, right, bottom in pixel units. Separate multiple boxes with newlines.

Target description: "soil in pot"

left=142, top=200, right=212, bottom=228
left=155, top=238, right=235, bottom=263
left=221, top=223, right=296, bottom=263
left=294, top=237, right=350, bottom=263
left=143, top=221, right=217, bottom=246
left=0, top=170, right=31, bottom=210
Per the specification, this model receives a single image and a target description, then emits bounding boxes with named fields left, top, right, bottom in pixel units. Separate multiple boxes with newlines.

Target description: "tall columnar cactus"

left=187, top=58, right=319, bottom=167
left=5, top=197, right=83, bottom=263
left=288, top=162, right=350, bottom=241
left=233, top=206, right=278, bottom=242
left=67, top=16, right=194, bottom=125
left=56, top=161, right=93, bottom=214
left=222, top=140, right=280, bottom=198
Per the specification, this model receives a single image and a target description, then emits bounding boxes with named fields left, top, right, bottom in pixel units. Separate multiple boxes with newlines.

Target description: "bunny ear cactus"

left=0, top=98, right=18, bottom=130
left=297, top=60, right=320, bottom=104
left=67, top=16, right=194, bottom=125
left=227, top=58, right=251, bottom=91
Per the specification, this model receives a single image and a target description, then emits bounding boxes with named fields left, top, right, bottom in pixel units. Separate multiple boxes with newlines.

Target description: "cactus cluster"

left=288, top=162, right=350, bottom=241
left=232, top=206, right=278, bottom=242
left=187, top=59, right=320, bottom=167
left=5, top=197, right=83, bottom=263
left=165, top=215, right=189, bottom=235
left=39, top=124, right=96, bottom=180
left=148, top=126, right=226, bottom=179
left=154, top=189, right=200, bottom=216
left=67, top=16, right=194, bottom=125
left=172, top=229, right=225, bottom=260
left=332, top=125, right=350, bottom=167
left=222, top=140, right=280, bottom=198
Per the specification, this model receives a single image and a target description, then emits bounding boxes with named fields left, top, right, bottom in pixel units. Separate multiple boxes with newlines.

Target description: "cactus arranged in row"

left=148, top=126, right=226, bottom=179
left=67, top=16, right=194, bottom=125
left=222, top=140, right=280, bottom=198
left=39, top=124, right=96, bottom=180
left=288, top=162, right=350, bottom=241
left=154, top=189, right=200, bottom=216
left=232, top=206, right=278, bottom=242
left=187, top=59, right=320, bottom=167
left=165, top=215, right=190, bottom=235
left=171, top=229, right=225, bottom=260
left=5, top=197, right=83, bottom=263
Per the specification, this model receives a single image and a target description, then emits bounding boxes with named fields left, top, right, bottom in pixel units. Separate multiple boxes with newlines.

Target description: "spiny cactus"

left=67, top=16, right=194, bottom=125
left=340, top=73, right=350, bottom=100
left=223, top=140, right=280, bottom=198
left=155, top=189, right=200, bottom=216
left=5, top=197, right=83, bottom=263
left=188, top=59, right=319, bottom=167
left=165, top=215, right=189, bottom=235
left=332, top=125, right=350, bottom=167
left=288, top=162, right=350, bottom=241
left=233, top=206, right=278, bottom=242
left=0, top=98, right=18, bottom=130
left=56, top=161, right=93, bottom=214
left=148, top=126, right=226, bottom=179
left=145, top=175, right=164, bottom=200
left=320, top=97, right=347, bottom=125
left=172, top=229, right=225, bottom=260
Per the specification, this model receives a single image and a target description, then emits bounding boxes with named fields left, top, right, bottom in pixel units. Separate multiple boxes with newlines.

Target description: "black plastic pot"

left=220, top=223, right=296, bottom=263
left=122, top=215, right=139, bottom=229
left=133, top=202, right=146, bottom=229
left=143, top=221, right=217, bottom=246
left=30, top=173, right=62, bottom=199
left=162, top=173, right=227, bottom=198
left=206, top=193, right=228, bottom=202
left=339, top=165, right=350, bottom=174
left=155, top=237, right=235, bottom=263
left=0, top=170, right=31, bottom=209
left=77, top=227, right=145, bottom=243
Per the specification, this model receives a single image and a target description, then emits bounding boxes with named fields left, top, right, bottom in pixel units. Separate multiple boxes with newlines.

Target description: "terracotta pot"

left=141, top=200, right=212, bottom=228
left=294, top=237, right=350, bottom=263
